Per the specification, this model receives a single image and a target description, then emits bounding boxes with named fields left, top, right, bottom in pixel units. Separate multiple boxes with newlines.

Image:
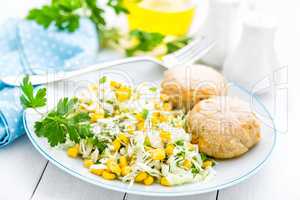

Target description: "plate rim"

left=23, top=85, right=277, bottom=197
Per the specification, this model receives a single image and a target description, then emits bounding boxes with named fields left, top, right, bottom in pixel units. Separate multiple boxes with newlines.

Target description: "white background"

left=0, top=0, right=299, bottom=199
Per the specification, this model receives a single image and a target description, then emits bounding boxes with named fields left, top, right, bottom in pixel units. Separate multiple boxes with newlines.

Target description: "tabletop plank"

left=218, top=133, right=299, bottom=200
left=31, top=163, right=125, bottom=200
left=0, top=136, right=48, bottom=200
left=126, top=192, right=217, bottom=200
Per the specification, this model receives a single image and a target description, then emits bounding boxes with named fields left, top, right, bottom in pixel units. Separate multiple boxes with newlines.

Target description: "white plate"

left=23, top=60, right=276, bottom=196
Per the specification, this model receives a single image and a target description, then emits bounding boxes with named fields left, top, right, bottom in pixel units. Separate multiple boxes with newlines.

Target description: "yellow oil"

left=124, top=0, right=196, bottom=36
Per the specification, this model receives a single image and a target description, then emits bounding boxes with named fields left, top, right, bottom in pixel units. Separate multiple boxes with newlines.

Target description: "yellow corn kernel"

left=151, top=148, right=166, bottom=161
left=160, top=177, right=170, bottom=186
left=135, top=172, right=148, bottom=182
left=160, top=130, right=171, bottom=143
left=203, top=160, right=213, bottom=169
left=137, top=122, right=145, bottom=131
left=121, top=166, right=131, bottom=176
left=135, top=113, right=144, bottom=122
left=183, top=159, right=192, bottom=170
left=110, top=81, right=121, bottom=89
left=163, top=102, right=172, bottom=111
left=90, top=112, right=104, bottom=122
left=151, top=115, right=159, bottom=125
left=127, top=125, right=135, bottom=134
left=102, top=171, right=116, bottom=180
left=160, top=94, right=169, bottom=102
left=112, top=139, right=121, bottom=151
left=67, top=145, right=79, bottom=158
left=116, top=87, right=131, bottom=102
left=143, top=176, right=154, bottom=185
left=154, top=102, right=161, bottom=110
left=159, top=114, right=168, bottom=123
left=118, top=133, right=129, bottom=144
left=83, top=159, right=94, bottom=168
left=107, top=160, right=121, bottom=175
left=165, top=144, right=175, bottom=156
left=119, top=156, right=128, bottom=168
left=90, top=168, right=103, bottom=176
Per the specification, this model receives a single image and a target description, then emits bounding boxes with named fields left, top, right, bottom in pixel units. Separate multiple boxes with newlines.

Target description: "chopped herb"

left=141, top=109, right=149, bottom=119
left=99, top=76, right=107, bottom=84
left=200, top=152, right=208, bottom=161
left=149, top=87, right=157, bottom=92
left=175, top=140, right=184, bottom=146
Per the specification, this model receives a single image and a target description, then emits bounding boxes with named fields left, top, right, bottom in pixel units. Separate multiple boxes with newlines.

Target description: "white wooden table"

left=0, top=0, right=299, bottom=199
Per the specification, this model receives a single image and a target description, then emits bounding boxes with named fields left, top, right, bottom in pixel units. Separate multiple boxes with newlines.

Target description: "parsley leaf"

left=107, top=0, right=129, bottom=14
left=27, top=0, right=128, bottom=47
left=166, top=36, right=191, bottom=54
left=126, top=29, right=165, bottom=56
left=20, top=75, right=47, bottom=108
left=34, top=97, right=92, bottom=147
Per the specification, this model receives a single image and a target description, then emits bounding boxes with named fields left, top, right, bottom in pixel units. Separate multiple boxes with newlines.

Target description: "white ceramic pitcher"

left=223, top=12, right=279, bottom=93
left=198, top=0, right=241, bottom=69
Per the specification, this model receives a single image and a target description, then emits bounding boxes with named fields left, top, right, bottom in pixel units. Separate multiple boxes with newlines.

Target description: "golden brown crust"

left=187, top=96, right=261, bottom=159
left=161, top=64, right=227, bottom=110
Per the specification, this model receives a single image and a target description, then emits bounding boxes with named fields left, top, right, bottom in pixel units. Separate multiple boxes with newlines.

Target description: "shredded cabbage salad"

left=60, top=76, right=215, bottom=186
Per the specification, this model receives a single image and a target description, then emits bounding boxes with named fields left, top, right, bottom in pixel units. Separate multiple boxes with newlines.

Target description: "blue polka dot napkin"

left=0, top=18, right=98, bottom=148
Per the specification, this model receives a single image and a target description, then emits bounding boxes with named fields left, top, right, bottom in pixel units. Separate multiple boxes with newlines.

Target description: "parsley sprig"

left=20, top=75, right=47, bottom=108
left=20, top=76, right=106, bottom=151
left=27, top=0, right=128, bottom=46
left=34, top=97, right=93, bottom=146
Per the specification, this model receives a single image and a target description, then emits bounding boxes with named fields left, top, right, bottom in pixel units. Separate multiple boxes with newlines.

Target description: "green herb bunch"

left=27, top=0, right=128, bottom=47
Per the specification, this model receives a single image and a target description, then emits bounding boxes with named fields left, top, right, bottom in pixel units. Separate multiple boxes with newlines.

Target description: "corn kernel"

left=183, top=159, right=192, bottom=170
left=90, top=168, right=103, bottom=176
left=135, top=113, right=144, bottom=122
left=151, top=115, right=159, bottom=125
left=160, top=130, right=171, bottom=143
left=107, top=160, right=121, bottom=175
left=143, top=176, right=154, bottom=185
left=121, top=166, right=131, bottom=176
left=102, top=171, right=116, bottom=180
left=160, top=177, right=170, bottom=186
left=160, top=94, right=169, bottom=102
left=151, top=148, right=166, bottom=161
left=67, top=145, right=79, bottom=158
left=116, top=87, right=131, bottom=102
left=119, top=156, right=127, bottom=168
left=137, top=122, right=145, bottom=131
left=90, top=112, right=104, bottom=122
left=112, top=139, right=121, bottom=152
left=203, top=160, right=213, bottom=169
left=159, top=114, right=167, bottom=123
left=135, top=172, right=148, bottom=182
left=118, top=133, right=129, bottom=144
left=83, top=159, right=94, bottom=168
left=110, top=81, right=121, bottom=89
left=165, top=144, right=175, bottom=156
left=163, top=102, right=172, bottom=111
left=154, top=102, right=161, bottom=110
left=127, top=125, right=135, bottom=134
